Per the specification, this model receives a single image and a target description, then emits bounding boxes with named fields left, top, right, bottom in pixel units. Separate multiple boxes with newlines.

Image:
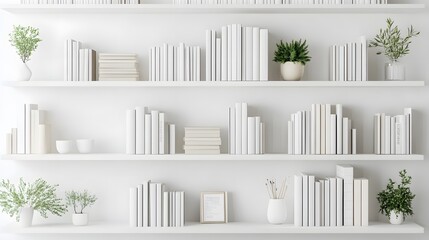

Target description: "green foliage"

left=65, top=190, right=97, bottom=214
left=377, top=170, right=415, bottom=219
left=0, top=178, right=66, bottom=222
left=369, top=18, right=420, bottom=62
left=273, top=39, right=311, bottom=65
left=9, top=25, right=42, bottom=63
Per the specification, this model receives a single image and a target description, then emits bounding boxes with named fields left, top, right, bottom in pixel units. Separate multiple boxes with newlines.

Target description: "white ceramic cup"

left=76, top=139, right=94, bottom=154
left=56, top=140, right=74, bottom=154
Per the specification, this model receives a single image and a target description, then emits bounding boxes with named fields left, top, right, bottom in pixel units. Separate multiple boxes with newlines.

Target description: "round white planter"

left=389, top=211, right=404, bottom=225
left=19, top=207, right=34, bottom=227
left=16, top=62, right=32, bottom=81
left=280, top=62, right=305, bottom=81
left=267, top=199, right=287, bottom=224
left=72, top=213, right=89, bottom=226
left=385, top=62, right=405, bottom=81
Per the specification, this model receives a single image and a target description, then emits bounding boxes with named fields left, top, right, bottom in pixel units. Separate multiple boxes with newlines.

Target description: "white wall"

left=0, top=0, right=428, bottom=239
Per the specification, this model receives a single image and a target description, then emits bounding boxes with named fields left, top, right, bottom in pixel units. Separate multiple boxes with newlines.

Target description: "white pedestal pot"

left=19, top=207, right=34, bottom=227
left=73, top=213, right=89, bottom=226
left=267, top=199, right=287, bottom=224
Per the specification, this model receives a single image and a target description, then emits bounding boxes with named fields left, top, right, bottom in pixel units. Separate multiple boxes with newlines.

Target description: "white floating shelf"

left=0, top=154, right=423, bottom=161
left=2, top=222, right=424, bottom=234
left=0, top=4, right=425, bottom=14
left=1, top=81, right=425, bottom=88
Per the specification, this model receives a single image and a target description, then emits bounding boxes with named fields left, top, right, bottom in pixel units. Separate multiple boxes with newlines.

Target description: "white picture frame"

left=200, top=192, right=228, bottom=224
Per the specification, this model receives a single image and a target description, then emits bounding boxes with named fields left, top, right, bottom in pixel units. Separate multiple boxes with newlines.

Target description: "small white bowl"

left=76, top=139, right=94, bottom=154
left=56, top=140, right=74, bottom=154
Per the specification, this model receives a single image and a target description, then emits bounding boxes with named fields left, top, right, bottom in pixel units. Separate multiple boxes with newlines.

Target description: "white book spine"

left=216, top=38, right=221, bottom=81
left=255, top=116, right=261, bottom=155
left=163, top=192, right=169, bottom=227
left=310, top=104, right=316, bottom=154
left=336, top=104, right=343, bottom=154
left=245, top=27, right=253, bottom=81
left=17, top=105, right=26, bottom=154
left=247, top=117, right=256, bottom=154
left=259, top=29, right=269, bottom=81
left=149, top=183, right=157, bottom=227
left=385, top=116, right=391, bottom=155
left=143, top=181, right=149, bottom=227
left=151, top=110, right=159, bottom=155
left=232, top=25, right=237, bottom=81
left=336, top=165, right=354, bottom=226
left=325, top=104, right=331, bottom=154
left=330, top=114, right=337, bottom=154
left=315, top=181, right=321, bottom=227
left=320, top=180, right=325, bottom=226
left=404, top=108, right=413, bottom=154
left=329, top=178, right=337, bottom=227
left=227, top=25, right=232, bottom=81
left=309, top=175, right=315, bottom=227
left=380, top=113, right=385, bottom=154
left=181, top=192, right=185, bottom=227
left=294, top=175, right=303, bottom=227
left=288, top=121, right=293, bottom=155
left=205, top=30, right=212, bottom=81
left=321, top=104, right=326, bottom=155
left=361, top=36, right=368, bottom=81
left=156, top=184, right=162, bottom=227
left=315, top=104, right=321, bottom=155
left=324, top=179, right=330, bottom=226
left=129, top=188, right=138, bottom=227
left=302, top=174, right=308, bottom=227
left=235, top=103, right=242, bottom=154
left=137, top=184, right=143, bottom=227
left=25, top=104, right=37, bottom=154
left=352, top=129, right=357, bottom=154
left=342, top=118, right=349, bottom=154
left=159, top=113, right=166, bottom=155
left=144, top=114, right=151, bottom=155
left=336, top=178, right=343, bottom=226
left=252, top=27, right=260, bottom=80
left=241, top=103, right=248, bottom=154
left=221, top=26, right=228, bottom=81
left=169, top=124, right=176, bottom=154
left=237, top=24, right=242, bottom=81
left=361, top=179, right=369, bottom=227
left=135, top=107, right=145, bottom=155
left=36, top=124, right=50, bottom=154
left=175, top=192, right=181, bottom=227
left=168, top=45, right=174, bottom=81
left=126, top=109, right=136, bottom=155
left=353, top=179, right=362, bottom=226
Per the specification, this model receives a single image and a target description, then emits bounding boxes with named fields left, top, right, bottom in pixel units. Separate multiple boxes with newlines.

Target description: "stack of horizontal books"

left=183, top=127, right=221, bottom=154
left=99, top=53, right=139, bottom=81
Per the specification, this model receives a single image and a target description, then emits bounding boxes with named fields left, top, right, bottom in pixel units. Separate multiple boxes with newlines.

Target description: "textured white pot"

left=385, top=61, right=405, bottom=81
left=389, top=211, right=404, bottom=225
left=267, top=199, right=287, bottom=224
left=16, top=62, right=32, bottom=81
left=280, top=62, right=305, bottom=81
left=72, top=213, right=89, bottom=226
left=19, top=207, right=34, bottom=227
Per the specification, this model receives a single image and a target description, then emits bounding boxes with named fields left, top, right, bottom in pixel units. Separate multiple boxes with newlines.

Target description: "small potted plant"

left=377, top=170, right=415, bottom=225
left=369, top=18, right=420, bottom=81
left=0, top=178, right=66, bottom=227
left=65, top=190, right=97, bottom=226
left=9, top=25, right=42, bottom=81
left=273, top=39, right=311, bottom=81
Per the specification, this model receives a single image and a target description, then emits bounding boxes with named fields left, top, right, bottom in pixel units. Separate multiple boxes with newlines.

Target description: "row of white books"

left=206, top=25, right=269, bottom=81
left=174, top=0, right=389, bottom=5
left=99, top=53, right=140, bottom=81
left=374, top=108, right=413, bottom=155
left=288, top=104, right=357, bottom=155
left=21, top=0, right=141, bottom=4
left=184, top=127, right=221, bottom=154
left=329, top=37, right=368, bottom=82
left=126, top=107, right=176, bottom=155
left=228, top=103, right=266, bottom=155
left=149, top=44, right=201, bottom=82
left=130, top=181, right=185, bottom=228
left=64, top=39, right=96, bottom=82
left=294, top=165, right=369, bottom=227
left=8, top=104, right=51, bottom=155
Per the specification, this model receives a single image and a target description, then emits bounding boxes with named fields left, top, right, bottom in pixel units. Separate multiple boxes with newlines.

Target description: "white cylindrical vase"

left=72, top=213, right=89, bottom=226
left=19, top=207, right=34, bottom=227
left=267, top=199, right=287, bottom=224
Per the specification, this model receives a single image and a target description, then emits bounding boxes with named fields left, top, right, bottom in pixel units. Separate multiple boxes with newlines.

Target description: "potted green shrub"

left=273, top=39, right=311, bottom=81
left=65, top=190, right=97, bottom=226
left=0, top=178, right=66, bottom=227
left=369, top=18, right=420, bottom=81
left=9, top=25, right=42, bottom=81
left=377, top=170, right=415, bottom=225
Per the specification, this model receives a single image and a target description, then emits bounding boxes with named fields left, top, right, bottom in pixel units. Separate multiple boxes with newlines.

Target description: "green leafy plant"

left=0, top=178, right=66, bottom=222
left=273, top=39, right=311, bottom=65
left=377, top=170, right=415, bottom=219
left=9, top=25, right=42, bottom=63
left=65, top=190, right=97, bottom=214
left=369, top=18, right=420, bottom=62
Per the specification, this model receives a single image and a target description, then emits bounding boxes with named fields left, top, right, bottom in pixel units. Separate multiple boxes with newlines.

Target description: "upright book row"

left=149, top=44, right=201, bottom=82
left=64, top=39, right=96, bottom=82
left=174, top=0, right=388, bottom=5
left=294, top=165, right=369, bottom=228
left=329, top=36, right=368, bottom=82
left=126, top=107, right=176, bottom=155
left=6, top=104, right=51, bottom=155
left=206, top=25, right=269, bottom=81
left=130, top=181, right=185, bottom=228
left=21, top=0, right=141, bottom=4
left=288, top=104, right=357, bottom=155
left=228, top=103, right=266, bottom=155
left=374, top=108, right=413, bottom=155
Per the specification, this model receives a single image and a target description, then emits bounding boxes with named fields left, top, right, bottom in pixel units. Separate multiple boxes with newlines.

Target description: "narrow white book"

left=352, top=129, right=357, bottom=154
left=302, top=173, right=309, bottom=227
left=143, top=181, right=150, bottom=227
left=342, top=118, right=350, bottom=154
left=137, top=184, right=143, bottom=227
left=315, top=104, right=321, bottom=155
left=259, top=29, right=269, bottom=81
left=330, top=114, right=337, bottom=154
left=315, top=181, right=321, bottom=227
left=159, top=113, right=166, bottom=154
left=30, top=110, right=45, bottom=154
left=336, top=165, right=354, bottom=226
left=163, top=192, right=169, bottom=227
left=135, top=106, right=146, bottom=155
left=227, top=25, right=232, bottom=81
left=221, top=26, right=228, bottom=81
left=129, top=187, right=138, bottom=227
left=404, top=108, right=413, bottom=154
left=336, top=178, right=343, bottom=226
left=25, top=104, right=38, bottom=154
left=329, top=178, right=337, bottom=227
left=149, top=182, right=157, bottom=227
left=144, top=114, right=151, bottom=155
left=247, top=117, right=256, bottom=154
left=294, top=175, right=303, bottom=227
left=235, top=103, right=242, bottom=154
left=151, top=110, right=159, bottom=155
left=17, top=105, right=26, bottom=154
left=252, top=27, right=260, bottom=81
left=175, top=191, right=181, bottom=227
left=255, top=117, right=261, bottom=155
left=245, top=27, right=253, bottom=81
left=361, top=178, right=369, bottom=227
left=180, top=192, right=185, bottom=227
left=380, top=113, right=385, bottom=154
left=385, top=116, right=391, bottom=155
left=126, top=109, right=136, bottom=155
left=321, top=105, right=326, bottom=155
left=320, top=180, right=325, bottom=226
left=241, top=103, right=248, bottom=154
left=308, top=175, right=315, bottom=227
left=324, top=179, right=330, bottom=226
left=353, top=179, right=362, bottom=226
left=169, top=124, right=176, bottom=154
left=336, top=104, right=343, bottom=154
left=156, top=183, right=163, bottom=227
left=205, top=30, right=212, bottom=81
left=310, top=104, right=316, bottom=154
left=36, top=125, right=50, bottom=154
